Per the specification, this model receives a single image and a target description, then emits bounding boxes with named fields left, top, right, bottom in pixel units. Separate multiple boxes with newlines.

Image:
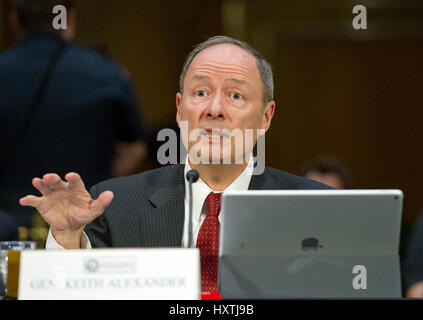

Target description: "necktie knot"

left=205, top=192, right=222, bottom=217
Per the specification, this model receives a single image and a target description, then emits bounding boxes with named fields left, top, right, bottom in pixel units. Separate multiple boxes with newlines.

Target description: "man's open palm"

left=20, top=172, right=113, bottom=233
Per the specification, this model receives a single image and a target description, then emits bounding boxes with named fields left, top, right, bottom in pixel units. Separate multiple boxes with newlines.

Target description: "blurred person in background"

left=300, top=155, right=352, bottom=189
left=0, top=209, right=19, bottom=241
left=403, top=207, right=423, bottom=298
left=0, top=0, right=149, bottom=241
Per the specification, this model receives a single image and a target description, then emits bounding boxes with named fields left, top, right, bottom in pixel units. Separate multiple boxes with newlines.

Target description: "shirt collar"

left=184, top=155, right=254, bottom=222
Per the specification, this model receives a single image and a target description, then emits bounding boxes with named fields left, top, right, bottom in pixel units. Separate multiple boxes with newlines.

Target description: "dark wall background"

left=1, top=0, right=422, bottom=229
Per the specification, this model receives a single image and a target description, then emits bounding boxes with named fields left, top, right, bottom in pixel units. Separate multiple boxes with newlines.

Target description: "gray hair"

left=179, top=35, right=274, bottom=108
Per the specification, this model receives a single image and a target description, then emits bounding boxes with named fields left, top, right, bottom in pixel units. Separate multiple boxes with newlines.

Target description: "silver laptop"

left=218, top=190, right=403, bottom=298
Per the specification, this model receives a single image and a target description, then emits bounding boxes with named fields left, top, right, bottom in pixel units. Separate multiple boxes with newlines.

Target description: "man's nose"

left=206, top=94, right=224, bottom=120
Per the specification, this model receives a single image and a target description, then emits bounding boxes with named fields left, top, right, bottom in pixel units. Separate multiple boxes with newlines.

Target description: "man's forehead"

left=188, top=43, right=258, bottom=75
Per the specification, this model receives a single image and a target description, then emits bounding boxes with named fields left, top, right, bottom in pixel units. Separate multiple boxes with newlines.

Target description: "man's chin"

left=189, top=153, right=248, bottom=166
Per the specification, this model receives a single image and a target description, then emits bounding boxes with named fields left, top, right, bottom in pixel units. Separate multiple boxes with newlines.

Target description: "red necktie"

left=196, top=192, right=222, bottom=292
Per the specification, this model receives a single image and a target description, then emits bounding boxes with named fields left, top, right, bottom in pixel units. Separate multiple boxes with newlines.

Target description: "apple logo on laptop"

left=302, top=237, right=324, bottom=251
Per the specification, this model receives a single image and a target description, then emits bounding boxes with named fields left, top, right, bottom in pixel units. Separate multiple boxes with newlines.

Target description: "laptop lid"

left=218, top=190, right=403, bottom=298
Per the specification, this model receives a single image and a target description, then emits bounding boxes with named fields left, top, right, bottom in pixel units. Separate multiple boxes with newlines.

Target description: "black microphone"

left=186, top=169, right=199, bottom=248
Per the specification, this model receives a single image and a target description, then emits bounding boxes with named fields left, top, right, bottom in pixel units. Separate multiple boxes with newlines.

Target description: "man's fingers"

left=90, top=191, right=114, bottom=214
left=32, top=178, right=51, bottom=195
left=42, top=173, right=66, bottom=190
left=19, top=195, right=42, bottom=208
left=96, top=191, right=114, bottom=208
left=65, top=172, right=86, bottom=190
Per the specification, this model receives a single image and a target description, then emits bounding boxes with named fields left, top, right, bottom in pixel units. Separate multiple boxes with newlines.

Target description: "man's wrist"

left=51, top=227, right=84, bottom=249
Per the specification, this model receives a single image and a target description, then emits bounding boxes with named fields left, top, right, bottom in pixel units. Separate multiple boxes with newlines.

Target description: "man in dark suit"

left=1, top=0, right=149, bottom=229
left=20, top=36, right=330, bottom=292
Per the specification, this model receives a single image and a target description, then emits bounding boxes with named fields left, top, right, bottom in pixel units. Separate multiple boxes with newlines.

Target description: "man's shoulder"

left=0, top=37, right=124, bottom=81
left=90, top=164, right=332, bottom=194
left=91, top=165, right=184, bottom=194
left=63, top=45, right=126, bottom=79
left=261, top=166, right=333, bottom=190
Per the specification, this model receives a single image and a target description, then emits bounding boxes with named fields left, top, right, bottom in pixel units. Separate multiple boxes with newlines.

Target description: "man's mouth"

left=201, top=128, right=230, bottom=138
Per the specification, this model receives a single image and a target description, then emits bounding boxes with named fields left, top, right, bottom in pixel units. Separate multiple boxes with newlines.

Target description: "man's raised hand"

left=19, top=172, right=113, bottom=248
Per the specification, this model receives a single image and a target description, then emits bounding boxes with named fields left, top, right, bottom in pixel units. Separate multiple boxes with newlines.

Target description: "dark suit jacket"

left=0, top=33, right=147, bottom=227
left=85, top=165, right=331, bottom=248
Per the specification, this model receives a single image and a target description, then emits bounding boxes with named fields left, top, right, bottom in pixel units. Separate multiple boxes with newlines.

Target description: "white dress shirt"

left=182, top=155, right=254, bottom=248
left=46, top=155, right=254, bottom=249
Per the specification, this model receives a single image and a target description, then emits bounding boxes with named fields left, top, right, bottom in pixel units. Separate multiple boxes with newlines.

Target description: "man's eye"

left=196, top=90, right=207, bottom=97
left=231, top=92, right=242, bottom=100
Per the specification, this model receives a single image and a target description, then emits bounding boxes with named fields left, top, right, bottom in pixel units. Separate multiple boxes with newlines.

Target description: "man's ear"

left=62, top=9, right=77, bottom=41
left=176, top=92, right=182, bottom=128
left=261, top=101, right=275, bottom=133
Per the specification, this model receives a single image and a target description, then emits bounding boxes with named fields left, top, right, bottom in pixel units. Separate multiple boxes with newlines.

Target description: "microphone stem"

left=188, top=178, right=194, bottom=248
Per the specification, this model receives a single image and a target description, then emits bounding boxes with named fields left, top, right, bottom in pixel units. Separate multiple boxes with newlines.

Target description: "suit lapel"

left=139, top=165, right=185, bottom=247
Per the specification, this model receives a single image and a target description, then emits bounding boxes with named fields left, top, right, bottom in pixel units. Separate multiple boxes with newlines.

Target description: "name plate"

left=18, top=248, right=200, bottom=300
